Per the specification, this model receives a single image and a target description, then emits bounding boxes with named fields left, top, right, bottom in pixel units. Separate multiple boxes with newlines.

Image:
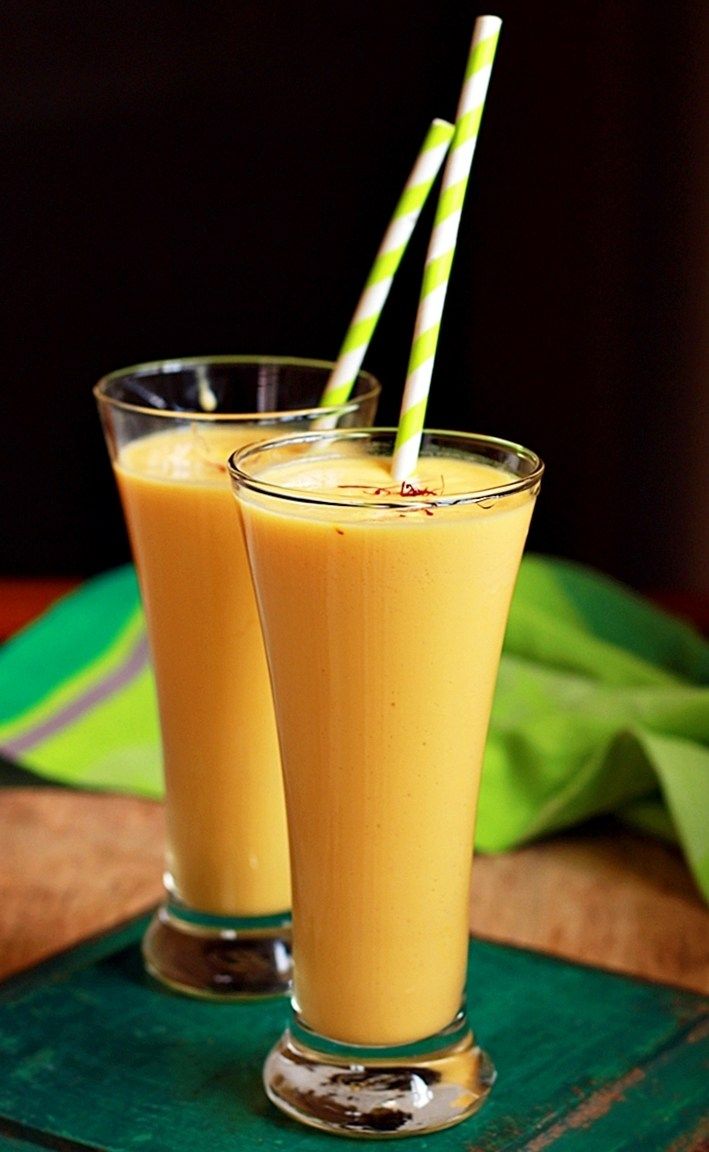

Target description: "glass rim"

left=92, top=354, right=382, bottom=421
left=229, top=427, right=544, bottom=510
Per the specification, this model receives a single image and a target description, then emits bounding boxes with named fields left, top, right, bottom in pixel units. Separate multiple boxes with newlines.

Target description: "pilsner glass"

left=94, top=358, right=380, bottom=998
left=229, top=427, right=542, bottom=1134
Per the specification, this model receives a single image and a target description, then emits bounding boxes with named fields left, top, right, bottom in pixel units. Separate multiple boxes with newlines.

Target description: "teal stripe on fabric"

left=0, top=566, right=142, bottom=721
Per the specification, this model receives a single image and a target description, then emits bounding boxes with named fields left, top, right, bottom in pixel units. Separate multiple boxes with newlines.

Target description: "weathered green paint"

left=0, top=916, right=706, bottom=1150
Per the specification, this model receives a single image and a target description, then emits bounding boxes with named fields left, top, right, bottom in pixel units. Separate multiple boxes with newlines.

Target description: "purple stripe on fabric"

left=1, top=632, right=151, bottom=757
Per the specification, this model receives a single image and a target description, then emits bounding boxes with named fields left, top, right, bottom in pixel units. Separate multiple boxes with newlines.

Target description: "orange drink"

left=114, top=425, right=289, bottom=917
left=230, top=428, right=542, bottom=1132
left=95, top=358, right=380, bottom=998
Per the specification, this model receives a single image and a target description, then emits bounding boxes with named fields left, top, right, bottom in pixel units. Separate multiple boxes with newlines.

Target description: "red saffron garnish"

left=335, top=476, right=444, bottom=516
left=336, top=479, right=443, bottom=499
left=336, top=484, right=399, bottom=496
left=335, top=527, right=344, bottom=535
left=399, top=480, right=439, bottom=498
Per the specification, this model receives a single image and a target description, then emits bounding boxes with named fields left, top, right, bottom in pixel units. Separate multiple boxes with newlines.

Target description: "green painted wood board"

left=0, top=916, right=706, bottom=1151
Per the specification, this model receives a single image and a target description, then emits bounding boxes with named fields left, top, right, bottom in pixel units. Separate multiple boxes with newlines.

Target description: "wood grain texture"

left=0, top=913, right=706, bottom=1152
left=1, top=787, right=706, bottom=995
left=472, top=824, right=709, bottom=995
left=0, top=789, right=163, bottom=980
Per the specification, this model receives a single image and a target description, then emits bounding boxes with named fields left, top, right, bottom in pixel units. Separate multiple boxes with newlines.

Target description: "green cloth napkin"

left=1, top=557, right=707, bottom=901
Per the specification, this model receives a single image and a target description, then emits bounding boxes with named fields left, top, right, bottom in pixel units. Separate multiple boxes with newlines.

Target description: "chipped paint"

left=521, top=1068, right=646, bottom=1150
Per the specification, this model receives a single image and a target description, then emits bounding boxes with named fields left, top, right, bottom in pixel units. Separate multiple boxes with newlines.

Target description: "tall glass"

left=229, top=428, right=542, bottom=1135
left=94, top=358, right=380, bottom=998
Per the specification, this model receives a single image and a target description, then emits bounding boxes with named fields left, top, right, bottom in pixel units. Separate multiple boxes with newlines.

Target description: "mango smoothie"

left=115, top=425, right=290, bottom=916
left=96, top=358, right=380, bottom=999
left=232, top=432, right=541, bottom=1045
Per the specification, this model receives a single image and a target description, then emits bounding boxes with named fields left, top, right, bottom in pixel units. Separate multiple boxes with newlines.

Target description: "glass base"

left=263, top=1013, right=495, bottom=1138
left=142, top=901, right=292, bottom=999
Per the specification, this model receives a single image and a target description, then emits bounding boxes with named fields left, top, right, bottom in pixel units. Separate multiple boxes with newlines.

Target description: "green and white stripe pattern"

left=0, top=566, right=161, bottom=796
left=392, top=15, right=502, bottom=480
left=320, top=118, right=455, bottom=408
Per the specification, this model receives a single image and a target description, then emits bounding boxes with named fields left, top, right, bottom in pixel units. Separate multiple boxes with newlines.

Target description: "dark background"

left=2, top=2, right=707, bottom=596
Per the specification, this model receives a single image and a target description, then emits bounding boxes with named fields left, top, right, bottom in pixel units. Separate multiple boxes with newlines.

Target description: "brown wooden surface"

left=0, top=786, right=707, bottom=995
left=0, top=788, right=164, bottom=979
left=1, top=580, right=707, bottom=996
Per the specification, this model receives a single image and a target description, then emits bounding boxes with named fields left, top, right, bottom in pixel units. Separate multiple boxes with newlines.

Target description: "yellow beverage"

left=115, top=425, right=290, bottom=916
left=235, top=439, right=539, bottom=1045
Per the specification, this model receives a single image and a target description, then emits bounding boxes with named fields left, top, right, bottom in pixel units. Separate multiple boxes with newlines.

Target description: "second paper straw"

left=392, top=15, right=502, bottom=480
left=320, top=118, right=454, bottom=407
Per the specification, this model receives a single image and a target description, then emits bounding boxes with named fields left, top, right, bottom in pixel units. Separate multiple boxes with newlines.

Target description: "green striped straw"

left=319, top=118, right=455, bottom=408
left=391, top=14, right=502, bottom=480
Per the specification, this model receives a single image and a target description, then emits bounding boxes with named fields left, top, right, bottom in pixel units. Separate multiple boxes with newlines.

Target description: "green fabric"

left=1, top=556, right=707, bottom=900
left=0, top=567, right=161, bottom=797
left=477, top=558, right=709, bottom=905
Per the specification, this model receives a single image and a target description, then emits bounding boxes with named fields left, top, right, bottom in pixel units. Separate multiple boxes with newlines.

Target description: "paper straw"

left=391, top=15, right=502, bottom=480
left=319, top=118, right=455, bottom=408
left=196, top=363, right=218, bottom=411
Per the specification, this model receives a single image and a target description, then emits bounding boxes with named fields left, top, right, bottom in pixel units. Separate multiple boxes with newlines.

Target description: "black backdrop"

left=2, top=2, right=707, bottom=595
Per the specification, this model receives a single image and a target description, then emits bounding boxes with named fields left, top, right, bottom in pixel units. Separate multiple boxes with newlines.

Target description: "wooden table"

left=1, top=578, right=707, bottom=996
left=1, top=579, right=708, bottom=1152
left=1, top=786, right=707, bottom=996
